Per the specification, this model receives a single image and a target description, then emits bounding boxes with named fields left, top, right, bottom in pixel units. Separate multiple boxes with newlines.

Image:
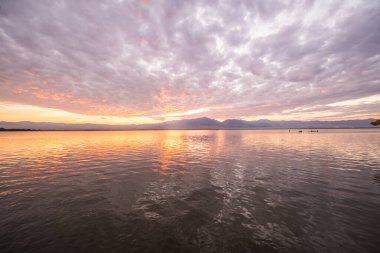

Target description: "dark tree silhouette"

left=370, top=119, right=380, bottom=126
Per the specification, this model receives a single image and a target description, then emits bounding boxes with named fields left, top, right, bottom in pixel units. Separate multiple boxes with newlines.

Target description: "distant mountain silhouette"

left=0, top=118, right=377, bottom=130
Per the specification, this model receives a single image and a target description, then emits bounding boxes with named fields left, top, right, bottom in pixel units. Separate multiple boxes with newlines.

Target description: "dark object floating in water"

left=298, top=130, right=302, bottom=133
left=309, top=130, right=319, bottom=132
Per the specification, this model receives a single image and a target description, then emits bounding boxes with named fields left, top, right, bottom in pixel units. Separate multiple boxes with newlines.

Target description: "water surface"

left=1, top=130, right=379, bottom=252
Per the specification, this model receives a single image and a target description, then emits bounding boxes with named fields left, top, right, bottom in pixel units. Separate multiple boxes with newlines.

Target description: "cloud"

left=0, top=0, right=379, bottom=121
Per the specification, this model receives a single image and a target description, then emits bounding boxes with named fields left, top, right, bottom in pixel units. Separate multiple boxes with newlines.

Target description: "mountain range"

left=0, top=117, right=378, bottom=130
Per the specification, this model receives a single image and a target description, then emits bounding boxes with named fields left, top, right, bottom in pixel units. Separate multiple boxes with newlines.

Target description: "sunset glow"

left=0, top=0, right=379, bottom=126
left=1, top=1, right=380, bottom=250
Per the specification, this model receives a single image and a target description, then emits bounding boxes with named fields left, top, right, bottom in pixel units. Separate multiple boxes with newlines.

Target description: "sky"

left=0, top=0, right=379, bottom=125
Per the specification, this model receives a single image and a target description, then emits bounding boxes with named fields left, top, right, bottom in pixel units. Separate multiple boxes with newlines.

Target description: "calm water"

left=0, top=130, right=379, bottom=253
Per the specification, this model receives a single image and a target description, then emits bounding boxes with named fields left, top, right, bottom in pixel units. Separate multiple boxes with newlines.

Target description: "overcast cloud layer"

left=0, top=0, right=379, bottom=121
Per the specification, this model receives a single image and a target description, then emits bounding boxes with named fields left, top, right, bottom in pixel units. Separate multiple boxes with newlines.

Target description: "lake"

left=0, top=130, right=379, bottom=253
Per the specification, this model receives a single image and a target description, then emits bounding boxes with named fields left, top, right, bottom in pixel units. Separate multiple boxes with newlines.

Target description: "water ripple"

left=0, top=130, right=379, bottom=253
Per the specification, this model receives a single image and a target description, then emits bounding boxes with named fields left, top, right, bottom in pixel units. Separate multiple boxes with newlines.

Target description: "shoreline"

left=1, top=127, right=379, bottom=132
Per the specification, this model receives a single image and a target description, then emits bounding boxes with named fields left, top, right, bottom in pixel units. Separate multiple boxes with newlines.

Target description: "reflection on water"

left=0, top=130, right=379, bottom=253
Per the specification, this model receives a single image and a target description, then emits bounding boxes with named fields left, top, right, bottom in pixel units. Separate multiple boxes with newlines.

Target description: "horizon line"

left=0, top=116, right=378, bottom=126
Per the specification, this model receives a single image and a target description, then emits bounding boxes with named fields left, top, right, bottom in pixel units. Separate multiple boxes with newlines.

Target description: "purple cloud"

left=0, top=0, right=379, bottom=120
